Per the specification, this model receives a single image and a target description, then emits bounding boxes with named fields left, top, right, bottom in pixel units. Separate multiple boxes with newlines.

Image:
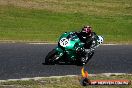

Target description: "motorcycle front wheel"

left=45, top=49, right=58, bottom=65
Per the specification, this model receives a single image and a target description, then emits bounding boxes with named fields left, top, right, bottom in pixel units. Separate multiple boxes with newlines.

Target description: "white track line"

left=28, top=43, right=123, bottom=45
left=28, top=43, right=57, bottom=45
left=0, top=73, right=131, bottom=82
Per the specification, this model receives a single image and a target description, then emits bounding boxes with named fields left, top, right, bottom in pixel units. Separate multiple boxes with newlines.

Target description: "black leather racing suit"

left=76, top=32, right=98, bottom=49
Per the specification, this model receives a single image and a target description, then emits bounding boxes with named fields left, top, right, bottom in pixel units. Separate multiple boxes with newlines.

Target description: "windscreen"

left=66, top=33, right=77, bottom=41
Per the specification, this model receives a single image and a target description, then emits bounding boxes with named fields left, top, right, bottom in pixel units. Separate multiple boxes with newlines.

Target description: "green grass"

left=0, top=75, right=132, bottom=88
left=0, top=0, right=132, bottom=43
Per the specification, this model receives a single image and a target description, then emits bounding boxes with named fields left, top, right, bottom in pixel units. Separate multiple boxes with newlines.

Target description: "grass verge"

left=0, top=75, right=131, bottom=88
left=0, top=0, right=132, bottom=43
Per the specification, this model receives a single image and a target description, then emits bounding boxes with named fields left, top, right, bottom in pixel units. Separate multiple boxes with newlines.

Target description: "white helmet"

left=97, top=36, right=104, bottom=44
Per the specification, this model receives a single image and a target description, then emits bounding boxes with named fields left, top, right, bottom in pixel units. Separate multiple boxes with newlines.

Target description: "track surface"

left=0, top=43, right=132, bottom=80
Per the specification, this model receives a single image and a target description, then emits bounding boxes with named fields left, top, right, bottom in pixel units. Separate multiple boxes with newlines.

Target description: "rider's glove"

left=76, top=47, right=85, bottom=54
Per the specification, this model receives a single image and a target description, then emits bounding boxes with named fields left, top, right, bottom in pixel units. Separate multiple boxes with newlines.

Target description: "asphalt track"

left=0, top=43, right=132, bottom=80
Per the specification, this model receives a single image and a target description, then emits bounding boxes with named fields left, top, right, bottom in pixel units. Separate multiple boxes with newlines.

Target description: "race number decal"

left=59, top=38, right=69, bottom=47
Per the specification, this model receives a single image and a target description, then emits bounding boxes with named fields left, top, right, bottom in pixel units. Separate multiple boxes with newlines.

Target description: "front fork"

left=55, top=47, right=64, bottom=61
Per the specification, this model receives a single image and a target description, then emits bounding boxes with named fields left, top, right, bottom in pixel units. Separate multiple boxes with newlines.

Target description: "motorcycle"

left=45, top=32, right=104, bottom=66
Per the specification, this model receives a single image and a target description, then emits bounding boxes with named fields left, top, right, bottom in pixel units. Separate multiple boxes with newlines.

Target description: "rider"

left=76, top=25, right=98, bottom=49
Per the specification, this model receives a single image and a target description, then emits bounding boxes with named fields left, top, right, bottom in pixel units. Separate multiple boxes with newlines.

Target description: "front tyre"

left=45, top=49, right=58, bottom=65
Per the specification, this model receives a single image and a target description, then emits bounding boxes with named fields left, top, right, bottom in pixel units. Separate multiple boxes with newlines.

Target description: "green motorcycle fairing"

left=55, top=32, right=84, bottom=60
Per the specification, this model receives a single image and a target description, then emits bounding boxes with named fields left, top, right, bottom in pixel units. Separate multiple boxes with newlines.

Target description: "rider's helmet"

left=81, top=25, right=92, bottom=37
left=97, top=36, right=104, bottom=44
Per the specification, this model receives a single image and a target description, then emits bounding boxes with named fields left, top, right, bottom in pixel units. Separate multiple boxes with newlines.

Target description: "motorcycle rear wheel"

left=77, top=52, right=94, bottom=66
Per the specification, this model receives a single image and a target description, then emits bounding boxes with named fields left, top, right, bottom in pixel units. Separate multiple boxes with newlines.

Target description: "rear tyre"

left=45, top=49, right=58, bottom=65
left=77, top=57, right=87, bottom=66
left=87, top=52, right=94, bottom=61
left=77, top=52, right=94, bottom=66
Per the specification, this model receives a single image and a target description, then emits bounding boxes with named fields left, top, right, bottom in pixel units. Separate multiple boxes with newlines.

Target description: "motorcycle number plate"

left=59, top=38, right=69, bottom=47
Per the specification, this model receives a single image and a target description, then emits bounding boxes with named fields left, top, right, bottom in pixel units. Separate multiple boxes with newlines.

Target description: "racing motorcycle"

left=45, top=32, right=104, bottom=66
